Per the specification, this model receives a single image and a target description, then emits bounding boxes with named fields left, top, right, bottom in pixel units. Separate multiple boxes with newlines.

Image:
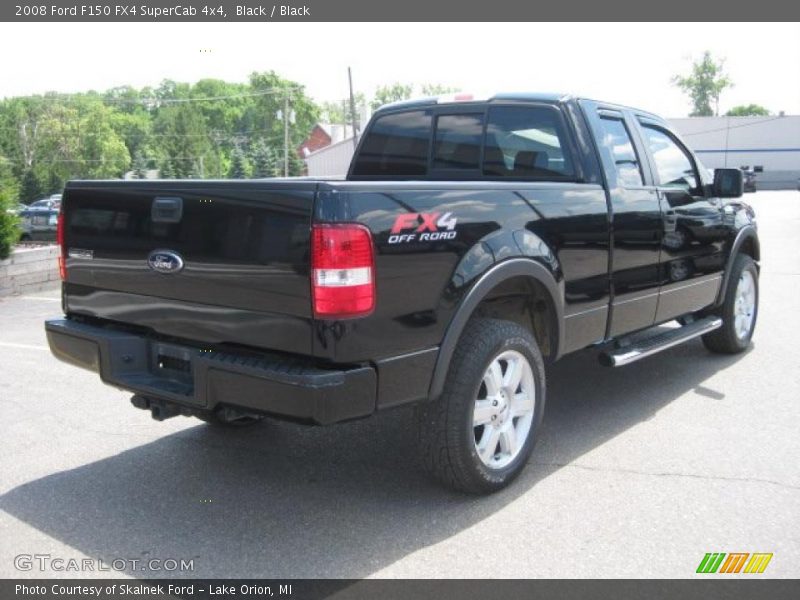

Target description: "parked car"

left=45, top=93, right=758, bottom=494
left=741, top=167, right=757, bottom=193
left=17, top=217, right=33, bottom=242
left=28, top=197, right=61, bottom=211
left=18, top=208, right=58, bottom=241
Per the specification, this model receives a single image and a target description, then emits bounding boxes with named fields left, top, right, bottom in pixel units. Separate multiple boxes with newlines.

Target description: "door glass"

left=598, top=117, right=644, bottom=187
left=482, top=106, right=574, bottom=178
left=641, top=125, right=699, bottom=191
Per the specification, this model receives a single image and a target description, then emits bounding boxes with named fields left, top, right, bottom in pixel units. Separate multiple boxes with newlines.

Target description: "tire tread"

left=415, top=318, right=545, bottom=494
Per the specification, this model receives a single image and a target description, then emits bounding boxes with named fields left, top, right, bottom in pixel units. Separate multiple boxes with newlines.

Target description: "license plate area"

left=151, top=342, right=193, bottom=384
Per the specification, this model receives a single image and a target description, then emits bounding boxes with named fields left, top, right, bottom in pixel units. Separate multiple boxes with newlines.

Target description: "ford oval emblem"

left=147, top=249, right=184, bottom=274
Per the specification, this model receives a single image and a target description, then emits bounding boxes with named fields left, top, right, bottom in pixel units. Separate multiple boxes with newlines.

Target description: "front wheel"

left=415, top=318, right=546, bottom=494
left=702, top=254, right=759, bottom=354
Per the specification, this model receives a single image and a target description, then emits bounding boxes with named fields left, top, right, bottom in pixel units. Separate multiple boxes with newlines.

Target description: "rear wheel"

left=415, top=318, right=545, bottom=494
left=702, top=254, right=758, bottom=354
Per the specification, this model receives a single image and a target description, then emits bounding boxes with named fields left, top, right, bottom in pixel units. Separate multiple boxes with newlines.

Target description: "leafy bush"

left=0, top=187, right=20, bottom=260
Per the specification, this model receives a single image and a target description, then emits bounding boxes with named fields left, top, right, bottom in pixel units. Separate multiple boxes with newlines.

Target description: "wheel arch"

left=428, top=258, right=564, bottom=401
left=715, top=225, right=760, bottom=306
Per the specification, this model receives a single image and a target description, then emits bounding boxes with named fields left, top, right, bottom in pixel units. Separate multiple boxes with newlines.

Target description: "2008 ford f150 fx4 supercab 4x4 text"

left=46, top=93, right=759, bottom=493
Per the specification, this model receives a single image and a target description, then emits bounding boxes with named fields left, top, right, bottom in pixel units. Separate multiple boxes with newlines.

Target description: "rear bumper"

left=45, top=318, right=376, bottom=425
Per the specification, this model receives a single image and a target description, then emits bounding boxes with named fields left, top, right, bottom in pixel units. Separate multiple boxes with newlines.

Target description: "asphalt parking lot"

left=1, top=190, right=798, bottom=579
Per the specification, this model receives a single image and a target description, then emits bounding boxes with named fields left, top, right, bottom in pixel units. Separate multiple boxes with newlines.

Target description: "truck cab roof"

left=375, top=92, right=663, bottom=122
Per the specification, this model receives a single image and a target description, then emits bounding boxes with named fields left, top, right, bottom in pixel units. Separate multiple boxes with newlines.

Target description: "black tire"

left=702, top=254, right=758, bottom=354
left=197, top=406, right=266, bottom=428
left=415, top=318, right=546, bottom=494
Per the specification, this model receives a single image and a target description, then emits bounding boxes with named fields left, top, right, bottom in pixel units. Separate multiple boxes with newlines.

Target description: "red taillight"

left=56, top=211, right=66, bottom=280
left=311, top=224, right=375, bottom=318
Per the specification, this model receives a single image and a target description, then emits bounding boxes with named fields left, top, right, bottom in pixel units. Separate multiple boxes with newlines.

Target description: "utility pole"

left=348, top=67, right=359, bottom=150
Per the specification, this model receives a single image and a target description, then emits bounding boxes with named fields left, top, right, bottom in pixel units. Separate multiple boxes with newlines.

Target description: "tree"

left=250, top=140, right=281, bottom=178
left=20, top=169, right=43, bottom=203
left=75, top=101, right=131, bottom=179
left=0, top=189, right=18, bottom=258
left=371, top=83, right=414, bottom=110
left=672, top=51, right=733, bottom=117
left=0, top=156, right=19, bottom=199
left=110, top=109, right=153, bottom=163
left=132, top=150, right=148, bottom=178
left=420, top=83, right=458, bottom=96
left=0, top=157, right=19, bottom=257
left=228, top=146, right=248, bottom=178
left=0, top=72, right=325, bottom=193
left=321, top=93, right=367, bottom=128
left=726, top=104, right=770, bottom=117
left=153, top=104, right=215, bottom=178
left=245, top=71, right=320, bottom=161
left=288, top=149, right=305, bottom=177
left=159, top=158, right=176, bottom=179
left=46, top=169, right=64, bottom=195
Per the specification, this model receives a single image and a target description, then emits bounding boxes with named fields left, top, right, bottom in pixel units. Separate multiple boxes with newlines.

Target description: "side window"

left=641, top=125, right=699, bottom=191
left=597, top=117, right=644, bottom=187
left=351, top=110, right=431, bottom=176
left=483, top=106, right=574, bottom=179
left=432, top=113, right=484, bottom=170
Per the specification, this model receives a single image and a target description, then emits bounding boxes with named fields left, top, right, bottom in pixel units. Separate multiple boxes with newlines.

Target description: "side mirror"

left=713, top=168, right=743, bottom=198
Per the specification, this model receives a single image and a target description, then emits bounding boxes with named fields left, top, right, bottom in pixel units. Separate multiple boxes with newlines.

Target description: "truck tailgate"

left=62, top=180, right=317, bottom=356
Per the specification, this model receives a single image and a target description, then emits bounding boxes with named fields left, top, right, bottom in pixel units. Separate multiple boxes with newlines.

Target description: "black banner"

left=3, top=0, right=800, bottom=21
left=3, top=579, right=800, bottom=600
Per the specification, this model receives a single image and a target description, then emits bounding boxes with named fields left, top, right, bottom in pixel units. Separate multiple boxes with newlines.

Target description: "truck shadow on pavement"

left=1, top=339, right=749, bottom=578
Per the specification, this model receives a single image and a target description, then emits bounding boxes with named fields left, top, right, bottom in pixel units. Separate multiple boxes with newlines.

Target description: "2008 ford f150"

left=45, top=93, right=759, bottom=493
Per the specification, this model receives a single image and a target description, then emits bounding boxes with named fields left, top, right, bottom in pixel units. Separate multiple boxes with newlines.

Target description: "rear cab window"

left=350, top=110, right=431, bottom=176
left=432, top=113, right=484, bottom=170
left=350, top=102, right=578, bottom=181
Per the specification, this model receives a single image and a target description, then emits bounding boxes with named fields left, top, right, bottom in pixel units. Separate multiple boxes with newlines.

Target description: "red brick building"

left=298, top=124, right=350, bottom=158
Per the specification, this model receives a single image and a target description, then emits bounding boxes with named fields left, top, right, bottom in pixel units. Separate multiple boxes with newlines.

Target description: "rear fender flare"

left=428, top=258, right=564, bottom=401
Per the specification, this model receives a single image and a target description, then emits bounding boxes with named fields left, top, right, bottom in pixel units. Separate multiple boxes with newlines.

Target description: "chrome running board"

left=600, top=317, right=723, bottom=367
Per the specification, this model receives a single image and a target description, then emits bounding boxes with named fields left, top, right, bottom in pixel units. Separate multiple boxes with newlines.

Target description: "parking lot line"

left=20, top=295, right=61, bottom=302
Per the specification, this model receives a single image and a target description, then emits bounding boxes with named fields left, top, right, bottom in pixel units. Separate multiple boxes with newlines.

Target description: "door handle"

left=151, top=196, right=183, bottom=223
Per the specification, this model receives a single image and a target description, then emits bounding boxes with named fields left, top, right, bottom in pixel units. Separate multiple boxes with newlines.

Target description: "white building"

left=671, top=115, right=800, bottom=190
left=304, top=137, right=357, bottom=177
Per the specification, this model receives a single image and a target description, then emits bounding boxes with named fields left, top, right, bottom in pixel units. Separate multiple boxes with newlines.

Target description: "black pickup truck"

left=45, top=93, right=759, bottom=493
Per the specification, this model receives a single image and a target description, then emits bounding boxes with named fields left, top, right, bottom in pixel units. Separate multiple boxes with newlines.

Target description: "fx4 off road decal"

left=388, top=212, right=458, bottom=244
